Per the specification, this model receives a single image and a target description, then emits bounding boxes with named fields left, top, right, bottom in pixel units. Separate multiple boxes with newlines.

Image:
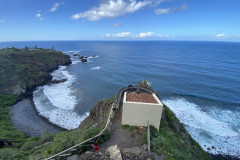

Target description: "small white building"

left=122, top=92, right=163, bottom=130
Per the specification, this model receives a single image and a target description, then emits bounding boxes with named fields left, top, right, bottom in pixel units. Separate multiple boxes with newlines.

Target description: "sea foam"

left=43, top=66, right=77, bottom=110
left=163, top=98, right=240, bottom=156
left=33, top=66, right=87, bottom=129
left=90, top=66, right=101, bottom=70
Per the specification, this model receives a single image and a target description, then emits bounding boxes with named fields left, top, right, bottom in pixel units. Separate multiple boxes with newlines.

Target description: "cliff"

left=0, top=47, right=71, bottom=98
left=0, top=94, right=211, bottom=160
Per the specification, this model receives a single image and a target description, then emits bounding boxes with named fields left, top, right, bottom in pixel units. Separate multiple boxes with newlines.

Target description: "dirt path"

left=100, top=109, right=144, bottom=151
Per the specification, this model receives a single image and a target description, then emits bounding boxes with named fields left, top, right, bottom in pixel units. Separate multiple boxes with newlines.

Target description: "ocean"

left=1, top=41, right=240, bottom=156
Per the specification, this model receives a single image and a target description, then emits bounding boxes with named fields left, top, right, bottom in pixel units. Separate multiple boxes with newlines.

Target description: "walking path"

left=100, top=109, right=143, bottom=151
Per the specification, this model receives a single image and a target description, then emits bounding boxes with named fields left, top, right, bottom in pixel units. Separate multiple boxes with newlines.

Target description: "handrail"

left=147, top=121, right=151, bottom=152
left=46, top=102, right=116, bottom=160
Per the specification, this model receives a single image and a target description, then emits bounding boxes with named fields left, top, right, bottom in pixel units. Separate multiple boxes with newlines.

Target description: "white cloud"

left=216, top=33, right=225, bottom=38
left=107, top=32, right=133, bottom=38
left=50, top=2, right=64, bottom=12
left=0, top=19, right=5, bottom=23
left=136, top=32, right=156, bottom=38
left=155, top=4, right=187, bottom=15
left=36, top=12, right=44, bottom=20
left=71, top=0, right=167, bottom=21
left=106, top=31, right=170, bottom=39
left=113, top=23, right=123, bottom=27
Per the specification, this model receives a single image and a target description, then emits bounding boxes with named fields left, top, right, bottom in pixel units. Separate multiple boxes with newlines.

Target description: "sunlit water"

left=1, top=41, right=240, bottom=156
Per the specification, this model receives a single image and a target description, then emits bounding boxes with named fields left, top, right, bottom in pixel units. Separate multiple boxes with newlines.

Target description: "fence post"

left=147, top=121, right=150, bottom=152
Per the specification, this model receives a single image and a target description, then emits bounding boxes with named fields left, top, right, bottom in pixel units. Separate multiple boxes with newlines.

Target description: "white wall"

left=122, top=92, right=163, bottom=130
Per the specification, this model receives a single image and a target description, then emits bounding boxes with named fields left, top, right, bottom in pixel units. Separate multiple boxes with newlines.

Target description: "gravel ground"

left=100, top=110, right=144, bottom=151
left=9, top=99, right=65, bottom=137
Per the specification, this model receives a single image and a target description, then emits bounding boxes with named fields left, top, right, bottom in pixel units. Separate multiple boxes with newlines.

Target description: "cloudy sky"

left=0, top=0, right=240, bottom=42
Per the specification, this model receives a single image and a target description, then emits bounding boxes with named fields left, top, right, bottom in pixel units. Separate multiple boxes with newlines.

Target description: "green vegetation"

left=136, top=79, right=152, bottom=90
left=100, top=94, right=117, bottom=106
left=0, top=73, right=211, bottom=160
left=0, top=47, right=70, bottom=95
left=0, top=95, right=115, bottom=159
left=0, top=94, right=25, bottom=142
left=0, top=47, right=71, bottom=159
left=142, top=133, right=148, bottom=144
left=121, top=124, right=138, bottom=131
left=151, top=105, right=210, bottom=160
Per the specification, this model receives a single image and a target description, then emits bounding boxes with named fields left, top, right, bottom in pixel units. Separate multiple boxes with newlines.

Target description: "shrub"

left=136, top=79, right=151, bottom=90
left=142, top=133, right=148, bottom=144
left=38, top=132, right=54, bottom=145
left=0, top=148, right=21, bottom=159
left=21, top=141, right=38, bottom=151
left=100, top=95, right=117, bottom=106
left=83, top=127, right=100, bottom=140
left=160, top=120, right=168, bottom=129
left=150, top=125, right=158, bottom=138
left=121, top=124, right=131, bottom=129
left=98, top=130, right=110, bottom=144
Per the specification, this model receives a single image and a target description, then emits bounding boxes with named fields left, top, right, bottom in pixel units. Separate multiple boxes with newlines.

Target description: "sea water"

left=1, top=41, right=239, bottom=156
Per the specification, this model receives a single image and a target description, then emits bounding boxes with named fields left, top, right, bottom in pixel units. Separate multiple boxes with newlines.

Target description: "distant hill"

left=0, top=47, right=71, bottom=97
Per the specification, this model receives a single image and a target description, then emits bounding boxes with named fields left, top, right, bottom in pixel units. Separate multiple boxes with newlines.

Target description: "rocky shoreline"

left=9, top=99, right=66, bottom=137
left=9, top=60, right=72, bottom=136
left=16, top=59, right=72, bottom=102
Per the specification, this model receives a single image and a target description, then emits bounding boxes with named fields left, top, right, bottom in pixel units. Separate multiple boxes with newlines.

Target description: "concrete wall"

left=122, top=92, right=163, bottom=130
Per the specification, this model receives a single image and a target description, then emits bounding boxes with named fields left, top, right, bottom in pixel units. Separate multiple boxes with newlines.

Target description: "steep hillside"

left=0, top=47, right=71, bottom=97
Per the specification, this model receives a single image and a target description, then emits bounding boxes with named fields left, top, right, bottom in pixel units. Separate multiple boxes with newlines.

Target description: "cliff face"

left=0, top=47, right=71, bottom=97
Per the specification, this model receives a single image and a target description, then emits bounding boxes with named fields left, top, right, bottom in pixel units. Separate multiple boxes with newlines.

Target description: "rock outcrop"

left=0, top=47, right=71, bottom=99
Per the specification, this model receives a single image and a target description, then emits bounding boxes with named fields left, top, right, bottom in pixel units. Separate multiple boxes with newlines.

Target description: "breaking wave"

left=90, top=66, right=101, bottom=70
left=33, top=66, right=87, bottom=129
left=163, top=98, right=240, bottom=156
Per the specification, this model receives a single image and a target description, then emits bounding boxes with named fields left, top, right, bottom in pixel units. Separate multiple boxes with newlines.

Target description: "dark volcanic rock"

left=81, top=59, right=88, bottom=62
left=51, top=79, right=68, bottom=84
left=0, top=48, right=72, bottom=100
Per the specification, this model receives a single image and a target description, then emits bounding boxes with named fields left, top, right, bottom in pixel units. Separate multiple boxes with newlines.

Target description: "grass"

left=0, top=47, right=70, bottom=95
left=150, top=105, right=210, bottom=160
left=0, top=74, right=211, bottom=160
left=100, top=94, right=117, bottom=106
left=0, top=94, right=25, bottom=142
left=0, top=47, right=71, bottom=159
left=0, top=93, right=115, bottom=159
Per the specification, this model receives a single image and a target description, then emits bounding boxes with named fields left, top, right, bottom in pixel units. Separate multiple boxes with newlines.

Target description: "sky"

left=0, top=0, right=240, bottom=42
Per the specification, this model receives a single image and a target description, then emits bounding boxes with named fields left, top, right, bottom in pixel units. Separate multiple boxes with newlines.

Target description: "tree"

left=136, top=79, right=152, bottom=89
left=24, top=46, right=29, bottom=53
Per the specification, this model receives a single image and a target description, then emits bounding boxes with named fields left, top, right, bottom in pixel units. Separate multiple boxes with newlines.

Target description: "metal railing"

left=147, top=121, right=151, bottom=152
left=46, top=102, right=116, bottom=160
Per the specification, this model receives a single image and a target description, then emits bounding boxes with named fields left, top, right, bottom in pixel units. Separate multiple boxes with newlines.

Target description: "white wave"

left=43, top=66, right=78, bottom=110
left=64, top=50, right=83, bottom=54
left=90, top=66, right=101, bottom=70
left=163, top=98, right=240, bottom=156
left=71, top=59, right=81, bottom=65
left=33, top=87, right=88, bottom=129
left=88, top=55, right=99, bottom=58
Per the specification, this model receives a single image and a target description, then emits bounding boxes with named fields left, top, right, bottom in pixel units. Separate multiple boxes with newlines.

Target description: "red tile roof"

left=126, top=92, right=158, bottom=104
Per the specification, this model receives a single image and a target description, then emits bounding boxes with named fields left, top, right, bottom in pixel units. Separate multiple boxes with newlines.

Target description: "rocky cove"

left=0, top=47, right=237, bottom=160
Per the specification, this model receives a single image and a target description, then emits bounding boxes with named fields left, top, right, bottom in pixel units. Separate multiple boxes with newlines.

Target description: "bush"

left=0, top=148, right=21, bottom=159
left=38, top=132, right=54, bottom=145
left=100, top=95, right=117, bottom=106
left=83, top=127, right=100, bottom=140
left=142, top=133, right=147, bottom=144
left=21, top=141, right=38, bottom=151
left=150, top=125, right=158, bottom=138
left=98, top=130, right=110, bottom=144
left=136, top=79, right=151, bottom=90
left=160, top=120, right=168, bottom=129
left=121, top=124, right=131, bottom=129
